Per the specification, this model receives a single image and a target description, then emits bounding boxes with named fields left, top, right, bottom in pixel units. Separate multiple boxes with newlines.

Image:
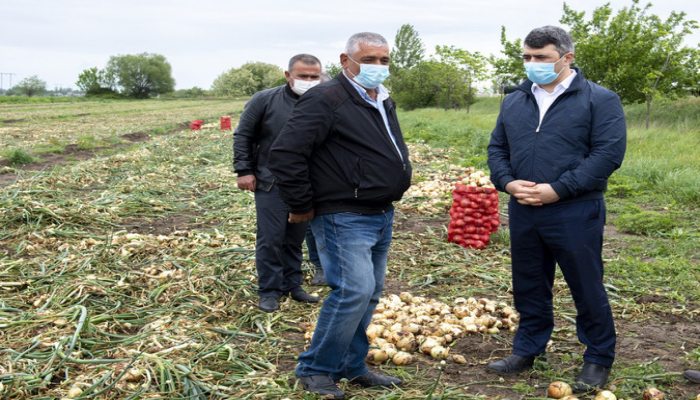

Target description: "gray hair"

left=287, top=54, right=322, bottom=73
left=524, top=26, right=575, bottom=56
left=345, top=32, right=389, bottom=57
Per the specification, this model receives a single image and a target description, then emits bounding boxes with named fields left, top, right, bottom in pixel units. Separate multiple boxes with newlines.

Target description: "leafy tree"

left=210, top=62, right=283, bottom=97
left=15, top=75, right=46, bottom=97
left=390, top=24, right=426, bottom=73
left=104, top=53, right=176, bottom=98
left=434, top=45, right=471, bottom=110
left=76, top=67, right=118, bottom=96
left=324, top=62, right=343, bottom=78
left=489, top=26, right=527, bottom=97
left=389, top=60, right=442, bottom=110
left=455, top=50, right=489, bottom=114
left=683, top=47, right=700, bottom=96
left=560, top=0, right=699, bottom=115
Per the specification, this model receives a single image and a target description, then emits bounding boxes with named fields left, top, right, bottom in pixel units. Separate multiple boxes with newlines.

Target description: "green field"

left=0, top=98, right=698, bottom=399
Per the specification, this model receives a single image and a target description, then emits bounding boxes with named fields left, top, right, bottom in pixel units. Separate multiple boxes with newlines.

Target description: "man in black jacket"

left=233, top=54, right=323, bottom=313
left=268, top=32, right=411, bottom=400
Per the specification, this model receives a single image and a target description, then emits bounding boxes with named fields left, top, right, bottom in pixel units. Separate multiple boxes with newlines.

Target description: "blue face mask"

left=524, top=55, right=566, bottom=85
left=347, top=56, right=390, bottom=89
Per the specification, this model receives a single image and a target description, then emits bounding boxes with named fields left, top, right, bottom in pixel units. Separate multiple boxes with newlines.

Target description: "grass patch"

left=3, top=148, right=36, bottom=165
left=33, top=138, right=66, bottom=154
left=614, top=210, right=680, bottom=235
left=76, top=135, right=110, bottom=150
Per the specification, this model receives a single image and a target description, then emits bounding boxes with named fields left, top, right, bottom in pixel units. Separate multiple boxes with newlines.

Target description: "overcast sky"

left=1, top=0, right=698, bottom=91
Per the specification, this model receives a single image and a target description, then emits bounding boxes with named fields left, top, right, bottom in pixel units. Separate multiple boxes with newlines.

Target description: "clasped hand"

left=505, top=180, right=559, bottom=206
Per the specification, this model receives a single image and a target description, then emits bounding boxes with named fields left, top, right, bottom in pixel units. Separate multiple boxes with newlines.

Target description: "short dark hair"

left=524, top=26, right=575, bottom=56
left=287, top=54, right=322, bottom=73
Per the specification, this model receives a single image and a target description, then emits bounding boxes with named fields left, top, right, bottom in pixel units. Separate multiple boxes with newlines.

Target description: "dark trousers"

left=509, top=198, right=616, bottom=368
left=254, top=185, right=308, bottom=298
left=305, top=226, right=322, bottom=269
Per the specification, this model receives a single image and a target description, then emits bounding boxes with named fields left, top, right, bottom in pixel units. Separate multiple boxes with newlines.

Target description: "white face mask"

left=291, top=78, right=320, bottom=96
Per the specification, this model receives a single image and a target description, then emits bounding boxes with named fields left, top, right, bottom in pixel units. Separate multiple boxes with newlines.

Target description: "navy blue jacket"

left=487, top=68, right=626, bottom=203
left=268, top=73, right=412, bottom=216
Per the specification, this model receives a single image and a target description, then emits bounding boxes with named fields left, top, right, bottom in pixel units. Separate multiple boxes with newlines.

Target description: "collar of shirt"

left=343, top=70, right=390, bottom=105
left=531, top=69, right=577, bottom=128
left=342, top=70, right=402, bottom=161
left=531, top=69, right=577, bottom=98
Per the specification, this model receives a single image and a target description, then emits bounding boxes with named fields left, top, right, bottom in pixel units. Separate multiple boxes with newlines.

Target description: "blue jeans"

left=296, top=210, right=394, bottom=380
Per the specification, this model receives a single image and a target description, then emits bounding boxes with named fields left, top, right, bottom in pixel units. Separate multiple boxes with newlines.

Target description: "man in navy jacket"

left=487, top=26, right=626, bottom=393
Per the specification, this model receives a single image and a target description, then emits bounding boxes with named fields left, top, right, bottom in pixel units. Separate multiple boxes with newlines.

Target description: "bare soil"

left=0, top=122, right=190, bottom=188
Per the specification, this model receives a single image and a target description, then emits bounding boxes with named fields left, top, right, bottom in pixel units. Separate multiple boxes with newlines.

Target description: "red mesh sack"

left=220, top=116, right=232, bottom=130
left=447, top=184, right=500, bottom=249
left=190, top=120, right=203, bottom=130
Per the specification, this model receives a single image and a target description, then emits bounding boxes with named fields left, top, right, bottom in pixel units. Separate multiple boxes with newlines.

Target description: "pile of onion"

left=300, top=292, right=519, bottom=366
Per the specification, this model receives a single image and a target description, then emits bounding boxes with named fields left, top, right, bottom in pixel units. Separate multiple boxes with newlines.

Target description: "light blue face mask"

left=347, top=56, right=390, bottom=89
left=524, top=55, right=566, bottom=85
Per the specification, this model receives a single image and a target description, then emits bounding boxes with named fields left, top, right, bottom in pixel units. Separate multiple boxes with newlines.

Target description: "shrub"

left=5, top=148, right=36, bottom=165
left=615, top=210, right=679, bottom=235
left=606, top=173, right=641, bottom=198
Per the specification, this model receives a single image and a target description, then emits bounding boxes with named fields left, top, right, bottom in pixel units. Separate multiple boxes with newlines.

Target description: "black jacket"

left=268, top=73, right=412, bottom=215
left=233, top=84, right=299, bottom=190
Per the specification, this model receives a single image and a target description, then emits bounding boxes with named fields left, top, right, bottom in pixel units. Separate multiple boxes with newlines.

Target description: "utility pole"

left=0, top=73, right=16, bottom=90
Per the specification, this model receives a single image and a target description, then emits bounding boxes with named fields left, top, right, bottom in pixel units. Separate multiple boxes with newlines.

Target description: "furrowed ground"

left=0, top=99, right=698, bottom=399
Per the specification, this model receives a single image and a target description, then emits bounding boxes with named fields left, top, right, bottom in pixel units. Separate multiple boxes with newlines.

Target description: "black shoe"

left=487, top=354, right=535, bottom=375
left=572, top=362, right=611, bottom=393
left=290, top=288, right=321, bottom=303
left=258, top=297, right=279, bottom=313
left=311, top=268, right=327, bottom=286
left=296, top=373, right=345, bottom=399
left=684, top=370, right=700, bottom=384
left=351, top=371, right=402, bottom=388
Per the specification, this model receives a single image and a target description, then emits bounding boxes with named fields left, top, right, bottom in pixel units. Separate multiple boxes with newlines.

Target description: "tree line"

left=389, top=0, right=698, bottom=117
left=208, top=0, right=698, bottom=122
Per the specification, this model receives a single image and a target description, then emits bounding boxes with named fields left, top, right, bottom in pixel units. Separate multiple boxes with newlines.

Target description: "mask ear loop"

left=345, top=56, right=361, bottom=79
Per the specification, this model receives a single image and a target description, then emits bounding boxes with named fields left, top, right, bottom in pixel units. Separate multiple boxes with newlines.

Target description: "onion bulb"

left=594, top=390, right=617, bottom=400
left=548, top=381, right=573, bottom=399
left=452, top=354, right=467, bottom=364
left=419, top=337, right=441, bottom=355
left=366, top=349, right=389, bottom=365
left=430, top=345, right=449, bottom=360
left=391, top=351, right=413, bottom=366
left=66, top=387, right=83, bottom=398
left=642, top=387, right=664, bottom=400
